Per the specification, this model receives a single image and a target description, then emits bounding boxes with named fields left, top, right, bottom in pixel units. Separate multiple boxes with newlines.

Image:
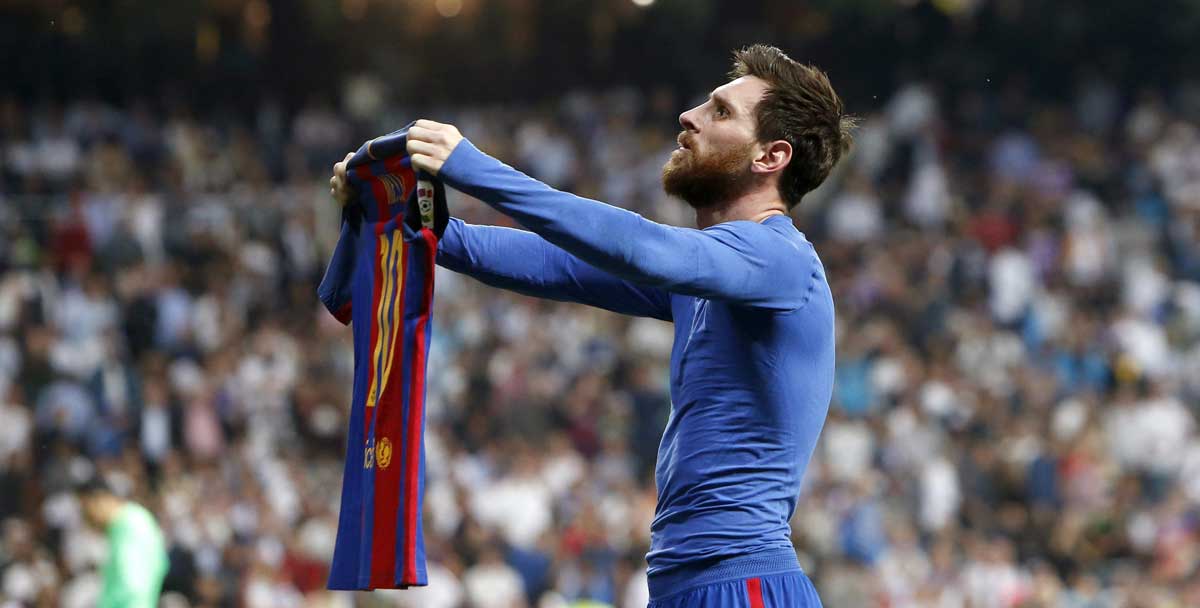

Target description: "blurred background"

left=3, top=0, right=1200, bottom=606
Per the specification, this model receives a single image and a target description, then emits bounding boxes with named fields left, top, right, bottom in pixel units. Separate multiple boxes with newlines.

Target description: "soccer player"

left=331, top=44, right=852, bottom=607
left=79, top=476, right=170, bottom=608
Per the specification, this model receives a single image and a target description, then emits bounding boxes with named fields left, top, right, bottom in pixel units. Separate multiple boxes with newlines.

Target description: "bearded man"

left=331, top=43, right=854, bottom=607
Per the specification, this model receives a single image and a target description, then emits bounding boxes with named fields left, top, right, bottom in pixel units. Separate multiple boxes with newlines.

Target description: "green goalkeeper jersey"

left=99, top=502, right=168, bottom=608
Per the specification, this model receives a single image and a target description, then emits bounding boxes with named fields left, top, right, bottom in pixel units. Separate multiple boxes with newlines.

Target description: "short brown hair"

left=731, top=44, right=855, bottom=209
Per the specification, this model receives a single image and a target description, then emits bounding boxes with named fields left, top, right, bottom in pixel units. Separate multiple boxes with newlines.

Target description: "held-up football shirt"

left=318, top=125, right=448, bottom=590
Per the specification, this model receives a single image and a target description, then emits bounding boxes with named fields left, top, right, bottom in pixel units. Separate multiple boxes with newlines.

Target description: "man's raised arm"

left=439, top=217, right=672, bottom=321
left=408, top=123, right=813, bottom=311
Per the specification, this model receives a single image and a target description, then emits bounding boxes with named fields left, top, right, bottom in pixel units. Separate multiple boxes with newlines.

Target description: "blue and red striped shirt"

left=318, top=125, right=447, bottom=590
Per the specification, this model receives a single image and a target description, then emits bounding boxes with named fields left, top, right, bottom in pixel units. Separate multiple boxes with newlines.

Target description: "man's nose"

left=679, top=108, right=699, bottom=132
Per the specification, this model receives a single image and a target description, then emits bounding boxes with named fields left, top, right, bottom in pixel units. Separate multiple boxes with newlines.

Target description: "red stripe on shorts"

left=746, top=577, right=765, bottom=608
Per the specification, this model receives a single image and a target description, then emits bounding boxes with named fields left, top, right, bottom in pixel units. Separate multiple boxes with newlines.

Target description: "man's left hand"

left=407, top=119, right=464, bottom=176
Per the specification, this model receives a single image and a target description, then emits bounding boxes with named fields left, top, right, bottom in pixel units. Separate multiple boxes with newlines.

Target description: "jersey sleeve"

left=316, top=208, right=357, bottom=325
left=438, top=218, right=673, bottom=321
left=438, top=140, right=812, bottom=311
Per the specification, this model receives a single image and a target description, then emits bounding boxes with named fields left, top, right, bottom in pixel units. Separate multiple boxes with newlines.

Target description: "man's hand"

left=329, top=118, right=462, bottom=204
left=406, top=119, right=464, bottom=176
left=330, top=152, right=355, bottom=206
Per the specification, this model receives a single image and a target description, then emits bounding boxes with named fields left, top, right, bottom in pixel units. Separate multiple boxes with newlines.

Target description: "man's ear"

left=751, top=140, right=792, bottom=175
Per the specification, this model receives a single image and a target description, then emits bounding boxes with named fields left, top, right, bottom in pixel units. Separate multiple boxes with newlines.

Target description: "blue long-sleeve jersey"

left=436, top=140, right=835, bottom=595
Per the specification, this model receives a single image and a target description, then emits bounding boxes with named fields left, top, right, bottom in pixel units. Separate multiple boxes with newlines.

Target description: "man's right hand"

left=329, top=152, right=355, bottom=206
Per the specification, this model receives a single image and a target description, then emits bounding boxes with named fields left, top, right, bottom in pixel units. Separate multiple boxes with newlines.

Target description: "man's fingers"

left=406, top=139, right=440, bottom=158
left=410, top=123, right=458, bottom=146
left=330, top=170, right=355, bottom=204
left=333, top=152, right=353, bottom=178
left=329, top=152, right=356, bottom=205
left=408, top=125, right=445, bottom=145
left=407, top=126, right=430, bottom=143
left=409, top=153, right=444, bottom=176
left=413, top=119, right=446, bottom=130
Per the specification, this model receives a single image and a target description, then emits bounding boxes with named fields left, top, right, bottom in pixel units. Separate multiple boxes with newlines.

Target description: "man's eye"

left=716, top=106, right=729, bottom=118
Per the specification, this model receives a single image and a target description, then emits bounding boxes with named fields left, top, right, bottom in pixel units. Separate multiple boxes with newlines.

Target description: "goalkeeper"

left=332, top=44, right=852, bottom=607
left=80, top=476, right=169, bottom=608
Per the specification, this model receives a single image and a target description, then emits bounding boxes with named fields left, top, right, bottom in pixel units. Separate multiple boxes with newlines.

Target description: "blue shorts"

left=647, top=571, right=823, bottom=608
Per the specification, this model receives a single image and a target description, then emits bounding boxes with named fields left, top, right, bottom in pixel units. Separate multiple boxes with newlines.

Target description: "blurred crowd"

left=3, top=70, right=1200, bottom=608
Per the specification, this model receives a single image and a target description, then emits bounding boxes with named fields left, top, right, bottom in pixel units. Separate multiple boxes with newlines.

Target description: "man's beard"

left=661, top=140, right=756, bottom=210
